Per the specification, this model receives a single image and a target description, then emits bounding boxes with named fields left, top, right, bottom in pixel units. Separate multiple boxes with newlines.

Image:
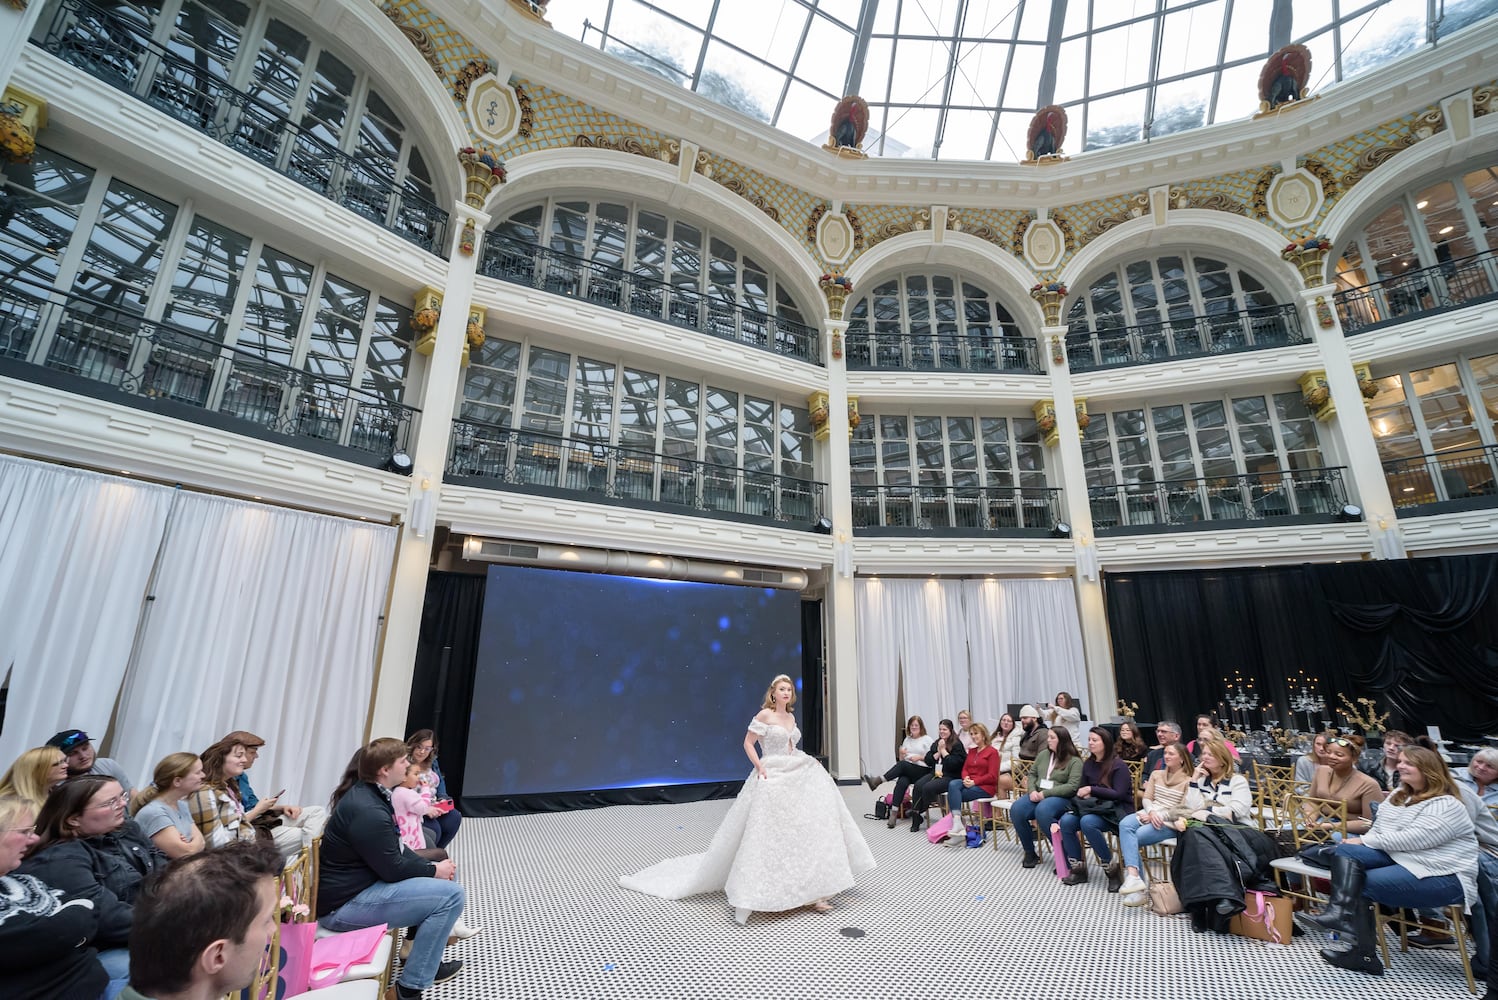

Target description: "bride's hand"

left=756, top=765, right=768, bottom=780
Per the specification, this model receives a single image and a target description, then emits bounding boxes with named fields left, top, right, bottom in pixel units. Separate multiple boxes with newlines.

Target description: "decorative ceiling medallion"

left=1264, top=167, right=1324, bottom=228
left=467, top=75, right=523, bottom=146
left=1023, top=218, right=1066, bottom=271
left=816, top=210, right=855, bottom=264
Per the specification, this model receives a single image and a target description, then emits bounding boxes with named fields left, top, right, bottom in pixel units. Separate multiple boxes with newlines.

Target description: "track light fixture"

left=812, top=516, right=834, bottom=534
left=385, top=451, right=414, bottom=475
left=1338, top=504, right=1364, bottom=522
left=1051, top=522, right=1072, bottom=538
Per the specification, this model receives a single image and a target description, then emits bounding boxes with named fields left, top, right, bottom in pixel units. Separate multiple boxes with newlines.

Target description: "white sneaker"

left=453, top=919, right=483, bottom=940
left=944, top=825, right=968, bottom=846
left=1118, top=874, right=1148, bottom=896
left=1122, top=890, right=1150, bottom=907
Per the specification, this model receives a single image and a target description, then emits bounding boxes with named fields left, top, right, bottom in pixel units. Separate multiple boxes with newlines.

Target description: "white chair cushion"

left=1270, top=857, right=1329, bottom=879
left=305, top=982, right=381, bottom=1000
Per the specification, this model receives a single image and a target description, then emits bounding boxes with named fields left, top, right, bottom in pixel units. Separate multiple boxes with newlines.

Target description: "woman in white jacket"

left=1313, top=745, right=1477, bottom=977
left=1043, top=692, right=1086, bottom=747
left=991, top=713, right=1023, bottom=797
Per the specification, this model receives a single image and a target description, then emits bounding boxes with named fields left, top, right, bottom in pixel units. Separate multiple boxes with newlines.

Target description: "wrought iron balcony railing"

left=1065, top=303, right=1304, bottom=372
left=1384, top=444, right=1498, bottom=513
left=842, top=326, right=1042, bottom=374
left=33, top=0, right=449, bottom=255
left=446, top=420, right=827, bottom=528
left=1334, top=248, right=1498, bottom=334
left=478, top=239, right=821, bottom=365
left=851, top=483, right=1062, bottom=534
left=0, top=281, right=417, bottom=464
left=1088, top=467, right=1349, bottom=533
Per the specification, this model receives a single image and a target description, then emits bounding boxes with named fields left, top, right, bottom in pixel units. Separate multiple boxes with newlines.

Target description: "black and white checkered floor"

left=427, top=786, right=1479, bottom=999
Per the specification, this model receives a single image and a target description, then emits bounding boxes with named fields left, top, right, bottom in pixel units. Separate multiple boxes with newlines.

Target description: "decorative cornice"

left=1338, top=107, right=1446, bottom=189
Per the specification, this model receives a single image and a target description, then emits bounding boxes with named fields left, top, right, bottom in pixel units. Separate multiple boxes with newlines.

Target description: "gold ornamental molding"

left=1033, top=400, right=1059, bottom=447
left=459, top=146, right=506, bottom=209
left=808, top=391, right=830, bottom=442
left=411, top=286, right=443, bottom=357
left=0, top=88, right=46, bottom=164
left=464, top=305, right=486, bottom=368
left=819, top=273, right=853, bottom=321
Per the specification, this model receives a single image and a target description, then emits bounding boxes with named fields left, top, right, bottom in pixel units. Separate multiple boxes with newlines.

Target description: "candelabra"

left=1223, top=674, right=1260, bottom=731
left=1289, top=686, right=1326, bottom=732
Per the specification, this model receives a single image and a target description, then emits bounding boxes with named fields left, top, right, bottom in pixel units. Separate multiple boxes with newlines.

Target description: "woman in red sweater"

left=941, top=723, right=999, bottom=845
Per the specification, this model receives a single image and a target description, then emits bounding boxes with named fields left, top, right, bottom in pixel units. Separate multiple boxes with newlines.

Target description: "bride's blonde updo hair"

left=762, top=674, right=797, bottom=711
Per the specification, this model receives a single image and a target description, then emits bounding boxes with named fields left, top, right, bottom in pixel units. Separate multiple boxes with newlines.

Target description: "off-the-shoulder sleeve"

left=747, top=718, right=769, bottom=736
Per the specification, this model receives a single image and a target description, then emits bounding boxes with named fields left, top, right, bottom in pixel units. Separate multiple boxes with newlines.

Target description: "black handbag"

left=1072, top=796, right=1126, bottom=823
left=872, top=795, right=890, bottom=820
left=1297, top=842, right=1338, bottom=869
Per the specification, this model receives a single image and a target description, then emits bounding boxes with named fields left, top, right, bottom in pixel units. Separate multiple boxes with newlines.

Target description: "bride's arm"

left=745, top=713, right=769, bottom=779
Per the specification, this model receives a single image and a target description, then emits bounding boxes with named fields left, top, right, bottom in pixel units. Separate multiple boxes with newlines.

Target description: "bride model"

left=620, top=674, right=876, bottom=923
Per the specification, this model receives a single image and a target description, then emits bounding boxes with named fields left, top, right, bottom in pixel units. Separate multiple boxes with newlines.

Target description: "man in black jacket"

left=1143, top=720, right=1183, bottom=776
left=317, top=738, right=465, bottom=1000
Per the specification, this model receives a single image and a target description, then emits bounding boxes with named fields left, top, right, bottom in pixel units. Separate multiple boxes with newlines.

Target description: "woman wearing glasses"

left=1305, top=734, right=1382, bottom=835
left=17, top=775, right=167, bottom=998
left=407, top=730, right=463, bottom=849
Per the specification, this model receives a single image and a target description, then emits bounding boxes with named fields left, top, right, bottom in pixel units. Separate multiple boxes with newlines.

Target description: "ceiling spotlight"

left=812, top=516, right=834, bottom=534
left=1338, top=504, right=1364, bottom=522
left=385, top=451, right=414, bottom=475
left=1051, top=522, right=1072, bottom=538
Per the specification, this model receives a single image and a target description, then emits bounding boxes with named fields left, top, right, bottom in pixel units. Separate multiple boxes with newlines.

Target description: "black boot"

left=1311, top=853, right=1367, bottom=939
left=1061, top=859, right=1089, bottom=885
left=910, top=810, right=924, bottom=832
left=1105, top=858, right=1124, bottom=893
left=1320, top=899, right=1384, bottom=976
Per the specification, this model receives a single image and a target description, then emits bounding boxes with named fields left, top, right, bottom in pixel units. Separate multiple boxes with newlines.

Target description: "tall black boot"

left=1320, top=898, right=1384, bottom=976
left=1311, top=853, right=1367, bottom=940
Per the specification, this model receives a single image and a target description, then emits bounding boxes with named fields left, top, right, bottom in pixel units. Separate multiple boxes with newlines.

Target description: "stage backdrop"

left=1103, top=554, right=1498, bottom=742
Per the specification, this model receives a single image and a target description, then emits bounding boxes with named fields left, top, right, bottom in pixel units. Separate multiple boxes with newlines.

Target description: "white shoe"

left=944, top=826, right=968, bottom=846
left=1118, top=874, right=1147, bottom=896
left=452, top=919, right=483, bottom=940
left=1122, top=890, right=1150, bottom=907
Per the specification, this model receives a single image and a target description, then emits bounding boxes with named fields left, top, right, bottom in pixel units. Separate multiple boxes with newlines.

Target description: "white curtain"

left=853, top=579, right=901, bottom=775
left=893, top=580, right=967, bottom=733
left=0, top=456, right=175, bottom=767
left=963, top=578, right=1088, bottom=726
left=111, top=494, right=396, bottom=805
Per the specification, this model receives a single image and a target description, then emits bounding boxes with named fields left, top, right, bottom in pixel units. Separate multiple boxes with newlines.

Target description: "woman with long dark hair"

left=906, top=719, right=965, bottom=832
left=1056, top=726, right=1134, bottom=888
left=1008, top=727, right=1082, bottom=868
left=185, top=739, right=279, bottom=851
left=407, top=730, right=462, bottom=849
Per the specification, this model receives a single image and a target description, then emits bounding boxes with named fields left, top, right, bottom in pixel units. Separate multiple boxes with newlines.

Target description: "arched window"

left=31, top=0, right=444, bottom=248
left=1368, top=352, right=1498, bottom=508
left=843, top=272, right=1032, bottom=372
left=1333, top=163, right=1498, bottom=332
left=1064, top=252, right=1293, bottom=368
left=485, top=199, right=815, bottom=361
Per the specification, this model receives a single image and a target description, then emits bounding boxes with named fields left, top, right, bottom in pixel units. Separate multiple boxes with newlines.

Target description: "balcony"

left=478, top=239, right=821, bottom=365
left=0, top=282, right=416, bottom=466
left=1385, top=444, right=1498, bottom=515
left=851, top=484, right=1063, bottom=535
left=1335, top=248, right=1498, bottom=335
left=32, top=0, right=449, bottom=255
left=843, top=327, right=1042, bottom=374
left=1065, top=303, right=1304, bottom=372
left=446, top=421, right=827, bottom=528
left=1088, top=467, right=1350, bottom=534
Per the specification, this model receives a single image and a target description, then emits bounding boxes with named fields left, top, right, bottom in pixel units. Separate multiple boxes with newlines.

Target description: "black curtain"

left=800, top=598, right=825, bottom=759
left=405, top=571, right=486, bottom=801
left=1104, top=554, right=1498, bottom=741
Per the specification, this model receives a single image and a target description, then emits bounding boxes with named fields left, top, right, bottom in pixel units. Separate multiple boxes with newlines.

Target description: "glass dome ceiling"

left=547, top=0, right=1498, bottom=162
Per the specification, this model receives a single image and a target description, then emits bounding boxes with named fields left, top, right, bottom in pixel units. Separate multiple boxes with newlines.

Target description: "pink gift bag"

left=306, top=924, right=389, bottom=990
left=1050, top=823, right=1068, bottom=878
left=926, top=811, right=955, bottom=844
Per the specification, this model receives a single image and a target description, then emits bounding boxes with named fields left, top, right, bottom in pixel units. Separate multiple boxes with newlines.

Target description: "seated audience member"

left=992, top=713, right=1023, bottom=796
left=130, top=754, right=207, bottom=860
left=0, top=793, right=110, bottom=1000
left=18, top=775, right=167, bottom=997
left=1313, top=745, right=1477, bottom=977
left=1186, top=717, right=1239, bottom=761
left=1304, top=734, right=1382, bottom=835
left=1416, top=735, right=1498, bottom=966
left=1186, top=736, right=1251, bottom=824
left=318, top=738, right=465, bottom=999
left=1043, top=691, right=1085, bottom=747
left=124, top=839, right=285, bottom=1000
left=220, top=730, right=326, bottom=854
left=954, top=711, right=976, bottom=750
left=0, top=746, right=69, bottom=813
left=906, top=720, right=965, bottom=832
left=942, top=722, right=999, bottom=845
left=1360, top=729, right=1411, bottom=792
left=1459, top=747, right=1498, bottom=809
left=1115, top=722, right=1148, bottom=763
left=1016, top=705, right=1049, bottom=762
left=1142, top=720, right=1183, bottom=776
left=1057, top=726, right=1133, bottom=888
left=48, top=730, right=134, bottom=803
left=1009, top=727, right=1082, bottom=868
left=391, top=764, right=481, bottom=948
left=1295, top=730, right=1334, bottom=785
left=863, top=716, right=934, bottom=809
left=1118, top=742, right=1196, bottom=904
left=407, top=731, right=462, bottom=850
left=186, top=740, right=278, bottom=852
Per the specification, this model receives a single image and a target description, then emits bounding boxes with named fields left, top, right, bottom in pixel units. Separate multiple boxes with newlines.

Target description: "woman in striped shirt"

left=1314, top=745, right=1477, bottom=977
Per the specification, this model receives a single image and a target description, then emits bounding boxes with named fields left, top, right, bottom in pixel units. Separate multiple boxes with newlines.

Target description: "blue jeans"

left=1119, top=812, right=1178, bottom=872
left=321, top=878, right=466, bottom=990
left=1466, top=851, right=1498, bottom=975
left=1058, top=809, right=1116, bottom=865
left=1010, top=795, right=1071, bottom=856
left=946, top=780, right=989, bottom=816
left=98, top=947, right=128, bottom=1000
left=423, top=809, right=462, bottom=849
left=1334, top=843, right=1464, bottom=909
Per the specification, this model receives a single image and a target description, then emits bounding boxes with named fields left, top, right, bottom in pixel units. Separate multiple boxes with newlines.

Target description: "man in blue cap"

left=47, top=729, right=135, bottom=804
